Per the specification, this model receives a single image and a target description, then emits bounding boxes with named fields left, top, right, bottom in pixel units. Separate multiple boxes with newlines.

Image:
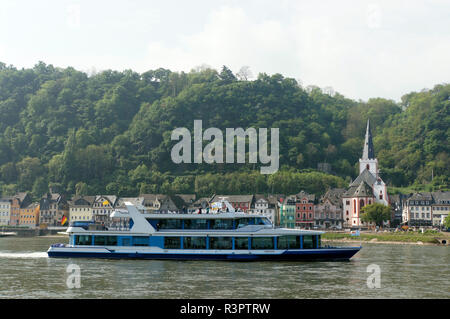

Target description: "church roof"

left=362, top=119, right=375, bottom=160
left=343, top=181, right=373, bottom=198
left=350, top=168, right=377, bottom=187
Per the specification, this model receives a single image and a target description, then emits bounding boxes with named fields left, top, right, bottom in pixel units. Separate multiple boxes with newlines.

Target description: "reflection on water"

left=0, top=237, right=448, bottom=299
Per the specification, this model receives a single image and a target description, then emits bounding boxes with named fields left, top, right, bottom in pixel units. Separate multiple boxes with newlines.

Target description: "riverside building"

left=0, top=198, right=12, bottom=226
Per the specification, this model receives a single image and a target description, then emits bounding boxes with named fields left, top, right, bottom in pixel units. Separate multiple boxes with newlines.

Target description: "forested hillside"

left=0, top=62, right=448, bottom=199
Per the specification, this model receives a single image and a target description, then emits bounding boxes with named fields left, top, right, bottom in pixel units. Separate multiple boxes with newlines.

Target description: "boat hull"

left=47, top=246, right=361, bottom=261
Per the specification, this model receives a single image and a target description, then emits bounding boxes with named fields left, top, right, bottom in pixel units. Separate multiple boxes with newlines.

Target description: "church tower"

left=343, top=118, right=389, bottom=228
left=359, top=119, right=378, bottom=177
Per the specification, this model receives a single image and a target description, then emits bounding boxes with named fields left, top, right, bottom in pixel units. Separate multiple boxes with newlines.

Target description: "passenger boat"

left=47, top=199, right=361, bottom=261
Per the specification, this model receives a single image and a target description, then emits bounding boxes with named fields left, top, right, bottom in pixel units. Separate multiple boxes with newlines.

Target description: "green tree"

left=32, top=177, right=48, bottom=200
left=75, top=182, right=88, bottom=196
left=361, top=203, right=392, bottom=227
left=443, top=215, right=450, bottom=229
left=16, top=157, right=45, bottom=191
left=219, top=66, right=236, bottom=84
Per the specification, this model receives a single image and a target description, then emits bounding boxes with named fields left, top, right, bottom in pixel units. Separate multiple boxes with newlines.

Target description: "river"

left=0, top=236, right=448, bottom=299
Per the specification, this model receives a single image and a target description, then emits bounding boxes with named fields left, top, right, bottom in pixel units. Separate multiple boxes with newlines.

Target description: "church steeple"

left=362, top=119, right=375, bottom=160
left=359, top=118, right=378, bottom=177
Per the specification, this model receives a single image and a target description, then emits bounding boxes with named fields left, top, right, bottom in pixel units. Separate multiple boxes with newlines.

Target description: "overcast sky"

left=0, top=0, right=449, bottom=101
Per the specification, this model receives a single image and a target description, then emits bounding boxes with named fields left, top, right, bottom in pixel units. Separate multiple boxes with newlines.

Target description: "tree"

left=236, top=66, right=252, bottom=81
left=75, top=182, right=88, bottom=196
left=444, top=215, right=450, bottom=229
left=219, top=66, right=236, bottom=84
left=32, top=177, right=48, bottom=199
left=360, top=203, right=392, bottom=228
left=16, top=157, right=45, bottom=191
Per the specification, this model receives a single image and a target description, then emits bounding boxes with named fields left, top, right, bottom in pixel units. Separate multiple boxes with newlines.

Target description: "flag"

left=61, top=215, right=68, bottom=226
left=103, top=200, right=109, bottom=206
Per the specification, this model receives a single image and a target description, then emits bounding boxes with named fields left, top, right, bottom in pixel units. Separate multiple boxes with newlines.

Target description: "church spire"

left=362, top=119, right=375, bottom=160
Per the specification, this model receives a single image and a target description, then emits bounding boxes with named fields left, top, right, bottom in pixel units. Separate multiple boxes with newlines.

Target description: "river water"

left=0, top=236, right=448, bottom=299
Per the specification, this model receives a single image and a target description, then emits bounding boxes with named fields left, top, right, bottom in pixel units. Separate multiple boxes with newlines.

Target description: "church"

left=342, top=119, right=389, bottom=228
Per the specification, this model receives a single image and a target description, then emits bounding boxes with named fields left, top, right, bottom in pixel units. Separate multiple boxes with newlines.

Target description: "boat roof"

left=141, top=212, right=265, bottom=219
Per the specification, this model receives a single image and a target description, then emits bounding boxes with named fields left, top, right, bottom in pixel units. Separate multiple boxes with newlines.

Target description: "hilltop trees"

left=0, top=61, right=448, bottom=198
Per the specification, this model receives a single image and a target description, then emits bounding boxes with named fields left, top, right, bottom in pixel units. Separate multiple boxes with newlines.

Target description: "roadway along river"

left=0, top=236, right=448, bottom=298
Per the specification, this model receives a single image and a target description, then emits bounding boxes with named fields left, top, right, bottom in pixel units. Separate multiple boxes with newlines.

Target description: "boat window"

left=209, top=219, right=233, bottom=230
left=121, top=238, right=131, bottom=246
left=159, top=219, right=182, bottom=229
left=255, top=217, right=271, bottom=226
left=183, top=237, right=207, bottom=249
left=210, top=237, right=233, bottom=249
left=75, top=235, right=92, bottom=245
left=251, top=237, right=275, bottom=250
left=277, top=235, right=300, bottom=249
left=236, top=218, right=253, bottom=228
left=164, top=237, right=181, bottom=249
left=94, top=236, right=117, bottom=246
left=106, top=236, right=118, bottom=246
left=184, top=219, right=208, bottom=230
left=303, top=235, right=314, bottom=249
left=234, top=237, right=248, bottom=250
left=94, top=236, right=106, bottom=245
left=133, top=237, right=149, bottom=246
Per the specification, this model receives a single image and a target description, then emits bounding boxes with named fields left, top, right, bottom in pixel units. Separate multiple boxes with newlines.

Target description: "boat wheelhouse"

left=47, top=200, right=361, bottom=261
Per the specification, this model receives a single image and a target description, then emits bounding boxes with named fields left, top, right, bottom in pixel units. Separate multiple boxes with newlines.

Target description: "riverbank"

left=322, top=231, right=450, bottom=246
left=0, top=227, right=67, bottom=237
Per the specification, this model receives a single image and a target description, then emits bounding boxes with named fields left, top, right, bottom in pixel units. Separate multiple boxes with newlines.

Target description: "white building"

left=248, top=195, right=276, bottom=225
left=0, top=198, right=12, bottom=226
left=402, top=192, right=433, bottom=227
left=431, top=191, right=449, bottom=227
left=92, top=195, right=118, bottom=224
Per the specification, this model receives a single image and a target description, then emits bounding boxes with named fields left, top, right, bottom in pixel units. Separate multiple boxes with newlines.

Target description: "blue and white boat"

left=47, top=199, right=361, bottom=261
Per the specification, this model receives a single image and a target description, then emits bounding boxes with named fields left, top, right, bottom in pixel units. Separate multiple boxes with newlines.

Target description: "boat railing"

left=50, top=243, right=67, bottom=248
left=107, top=226, right=131, bottom=231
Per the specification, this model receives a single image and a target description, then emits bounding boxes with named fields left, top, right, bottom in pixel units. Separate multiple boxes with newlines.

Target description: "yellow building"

left=19, top=203, right=39, bottom=228
left=69, top=196, right=95, bottom=223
